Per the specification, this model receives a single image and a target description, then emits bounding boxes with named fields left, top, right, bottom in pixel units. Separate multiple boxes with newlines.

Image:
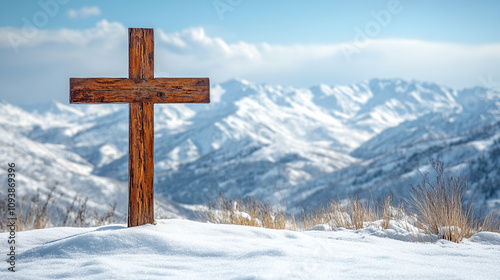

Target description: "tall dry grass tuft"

left=0, top=185, right=117, bottom=232
left=299, top=206, right=328, bottom=231
left=479, top=212, right=500, bottom=233
left=324, top=196, right=378, bottom=230
left=299, top=196, right=387, bottom=230
left=381, top=194, right=393, bottom=230
left=408, top=160, right=497, bottom=242
left=205, top=193, right=297, bottom=230
left=13, top=187, right=57, bottom=230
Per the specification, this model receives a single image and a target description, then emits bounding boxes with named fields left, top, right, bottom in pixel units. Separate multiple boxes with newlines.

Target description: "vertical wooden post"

left=128, top=28, right=155, bottom=227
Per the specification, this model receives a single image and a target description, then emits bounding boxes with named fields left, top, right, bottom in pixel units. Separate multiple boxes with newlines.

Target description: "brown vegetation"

left=1, top=161, right=498, bottom=243
left=408, top=160, right=500, bottom=242
left=0, top=185, right=117, bottom=232
left=204, top=161, right=499, bottom=243
left=204, top=194, right=296, bottom=230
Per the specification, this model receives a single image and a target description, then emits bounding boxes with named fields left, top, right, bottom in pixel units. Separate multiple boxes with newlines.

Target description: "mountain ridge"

left=1, top=78, right=499, bottom=218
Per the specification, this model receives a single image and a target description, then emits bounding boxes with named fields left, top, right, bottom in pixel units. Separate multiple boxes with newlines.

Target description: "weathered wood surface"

left=129, top=28, right=154, bottom=81
left=128, top=101, right=155, bottom=227
left=128, top=28, right=155, bottom=227
left=69, top=27, right=210, bottom=228
left=70, top=78, right=210, bottom=104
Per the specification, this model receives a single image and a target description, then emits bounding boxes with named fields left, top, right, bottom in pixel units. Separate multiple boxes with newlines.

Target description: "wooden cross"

left=69, top=28, right=210, bottom=227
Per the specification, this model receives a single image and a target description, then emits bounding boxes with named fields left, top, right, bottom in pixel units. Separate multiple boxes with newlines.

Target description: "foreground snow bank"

left=2, top=219, right=499, bottom=279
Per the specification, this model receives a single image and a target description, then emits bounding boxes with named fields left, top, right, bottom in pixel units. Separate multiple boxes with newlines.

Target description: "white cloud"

left=68, top=6, right=101, bottom=19
left=154, top=27, right=500, bottom=91
left=0, top=20, right=499, bottom=105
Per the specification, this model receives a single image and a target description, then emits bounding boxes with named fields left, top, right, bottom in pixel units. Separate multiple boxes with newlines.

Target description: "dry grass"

left=299, top=206, right=328, bottom=230
left=298, top=196, right=395, bottom=232
left=302, top=195, right=406, bottom=231
left=381, top=194, right=393, bottom=229
left=0, top=186, right=117, bottom=232
left=325, top=196, right=377, bottom=230
left=205, top=161, right=499, bottom=243
left=408, top=160, right=499, bottom=242
left=205, top=193, right=297, bottom=230
left=1, top=161, right=499, bottom=243
left=206, top=193, right=383, bottom=231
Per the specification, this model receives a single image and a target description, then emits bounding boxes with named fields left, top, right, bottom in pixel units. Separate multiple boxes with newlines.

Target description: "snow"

left=2, top=219, right=499, bottom=279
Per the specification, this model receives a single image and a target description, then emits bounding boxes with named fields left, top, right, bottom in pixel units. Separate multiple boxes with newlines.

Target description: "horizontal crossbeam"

left=70, top=78, right=210, bottom=104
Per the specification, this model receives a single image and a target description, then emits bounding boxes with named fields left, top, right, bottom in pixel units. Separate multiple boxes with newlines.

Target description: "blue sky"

left=1, top=0, right=500, bottom=105
left=3, top=0, right=500, bottom=44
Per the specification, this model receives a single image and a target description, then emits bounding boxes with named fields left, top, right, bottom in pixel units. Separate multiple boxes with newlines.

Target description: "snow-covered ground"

left=2, top=219, right=499, bottom=279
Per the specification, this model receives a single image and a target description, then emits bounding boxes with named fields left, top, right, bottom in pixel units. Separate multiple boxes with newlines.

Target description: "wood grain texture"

left=70, top=78, right=210, bottom=104
left=128, top=28, right=155, bottom=227
left=129, top=28, right=154, bottom=80
left=128, top=102, right=154, bottom=227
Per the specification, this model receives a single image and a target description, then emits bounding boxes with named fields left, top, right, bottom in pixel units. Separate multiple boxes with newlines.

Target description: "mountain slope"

left=1, top=78, right=499, bottom=217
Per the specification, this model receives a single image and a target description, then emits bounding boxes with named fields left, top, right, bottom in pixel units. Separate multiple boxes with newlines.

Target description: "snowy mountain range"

left=1, top=78, right=499, bottom=219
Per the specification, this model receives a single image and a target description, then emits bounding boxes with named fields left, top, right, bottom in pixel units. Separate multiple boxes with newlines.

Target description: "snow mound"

left=309, top=224, right=331, bottom=231
left=468, top=231, right=500, bottom=245
left=355, top=221, right=438, bottom=243
left=3, top=219, right=499, bottom=279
